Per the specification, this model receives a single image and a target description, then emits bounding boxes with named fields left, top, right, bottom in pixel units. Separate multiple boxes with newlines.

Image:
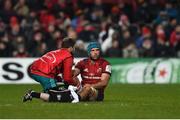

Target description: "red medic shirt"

left=30, top=48, right=75, bottom=85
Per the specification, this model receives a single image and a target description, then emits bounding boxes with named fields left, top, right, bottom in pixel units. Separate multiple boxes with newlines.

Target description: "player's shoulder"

left=59, top=49, right=72, bottom=57
left=79, top=58, right=89, bottom=64
left=99, top=58, right=111, bottom=65
left=75, top=58, right=88, bottom=68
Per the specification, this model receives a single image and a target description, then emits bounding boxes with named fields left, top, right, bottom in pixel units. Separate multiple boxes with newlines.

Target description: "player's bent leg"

left=39, top=93, right=50, bottom=102
left=78, top=86, right=99, bottom=101
left=78, top=85, right=98, bottom=101
left=30, top=74, right=58, bottom=92
left=88, top=87, right=98, bottom=101
left=78, top=85, right=92, bottom=101
left=96, top=93, right=104, bottom=101
left=23, top=89, right=42, bottom=102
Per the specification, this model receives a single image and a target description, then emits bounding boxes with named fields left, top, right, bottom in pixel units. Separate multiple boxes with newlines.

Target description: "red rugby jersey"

left=75, top=58, right=111, bottom=94
left=30, top=48, right=75, bottom=85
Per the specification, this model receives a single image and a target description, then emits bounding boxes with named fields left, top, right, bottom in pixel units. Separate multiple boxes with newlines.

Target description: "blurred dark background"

left=0, top=0, right=179, bottom=58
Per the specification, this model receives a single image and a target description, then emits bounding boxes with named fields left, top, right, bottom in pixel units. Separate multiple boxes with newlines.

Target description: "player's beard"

left=90, top=54, right=100, bottom=61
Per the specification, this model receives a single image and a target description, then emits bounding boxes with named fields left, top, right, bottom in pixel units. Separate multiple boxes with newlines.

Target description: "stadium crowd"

left=0, top=0, right=179, bottom=58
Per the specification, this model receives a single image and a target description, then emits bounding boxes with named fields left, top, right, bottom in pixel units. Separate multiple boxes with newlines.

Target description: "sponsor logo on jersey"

left=83, top=68, right=88, bottom=72
left=89, top=73, right=95, bottom=76
left=40, top=52, right=57, bottom=63
left=83, top=75, right=101, bottom=80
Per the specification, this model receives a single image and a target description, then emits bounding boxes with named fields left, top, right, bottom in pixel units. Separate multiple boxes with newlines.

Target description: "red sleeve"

left=75, top=60, right=83, bottom=71
left=62, top=56, right=75, bottom=85
left=102, top=61, right=112, bottom=75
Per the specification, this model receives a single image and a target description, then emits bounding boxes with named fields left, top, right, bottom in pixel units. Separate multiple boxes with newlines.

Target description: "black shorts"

left=48, top=89, right=73, bottom=102
left=96, top=91, right=104, bottom=101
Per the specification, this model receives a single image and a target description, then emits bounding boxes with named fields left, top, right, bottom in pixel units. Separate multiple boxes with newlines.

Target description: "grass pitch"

left=0, top=84, right=180, bottom=119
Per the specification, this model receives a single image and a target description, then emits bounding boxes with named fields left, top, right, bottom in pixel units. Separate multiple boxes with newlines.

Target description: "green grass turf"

left=0, top=84, right=180, bottom=119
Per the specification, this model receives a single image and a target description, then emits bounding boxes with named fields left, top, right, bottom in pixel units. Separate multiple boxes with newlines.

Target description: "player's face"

left=90, top=48, right=100, bottom=60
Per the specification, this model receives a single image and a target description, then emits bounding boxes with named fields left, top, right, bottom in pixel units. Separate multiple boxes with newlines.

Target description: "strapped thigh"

left=88, top=87, right=98, bottom=101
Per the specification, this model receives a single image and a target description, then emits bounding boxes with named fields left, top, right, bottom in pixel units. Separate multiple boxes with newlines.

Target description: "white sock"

left=68, top=85, right=79, bottom=103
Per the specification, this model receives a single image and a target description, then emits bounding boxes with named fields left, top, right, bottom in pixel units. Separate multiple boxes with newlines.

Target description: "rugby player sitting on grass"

left=74, top=42, right=111, bottom=101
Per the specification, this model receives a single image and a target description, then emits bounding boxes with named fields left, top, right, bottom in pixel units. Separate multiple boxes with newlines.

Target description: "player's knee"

left=78, top=86, right=92, bottom=101
left=80, top=86, right=98, bottom=101
left=89, top=87, right=98, bottom=101
left=83, top=85, right=91, bottom=92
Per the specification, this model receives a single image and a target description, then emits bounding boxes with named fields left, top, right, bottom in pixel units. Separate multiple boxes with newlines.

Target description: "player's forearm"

left=63, top=57, right=77, bottom=85
left=91, top=81, right=107, bottom=89
left=63, top=69, right=76, bottom=85
left=91, top=73, right=110, bottom=89
left=73, top=68, right=80, bottom=77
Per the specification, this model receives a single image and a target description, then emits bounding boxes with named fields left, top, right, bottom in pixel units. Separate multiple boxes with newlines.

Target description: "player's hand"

left=55, top=75, right=63, bottom=82
left=83, top=84, right=92, bottom=88
left=73, top=76, right=80, bottom=85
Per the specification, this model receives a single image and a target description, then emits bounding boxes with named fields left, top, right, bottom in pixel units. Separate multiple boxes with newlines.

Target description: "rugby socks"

left=31, top=91, right=40, bottom=98
left=68, top=85, right=79, bottom=103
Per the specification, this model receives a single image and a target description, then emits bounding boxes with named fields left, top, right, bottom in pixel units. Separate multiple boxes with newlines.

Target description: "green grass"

left=1, top=84, right=180, bottom=119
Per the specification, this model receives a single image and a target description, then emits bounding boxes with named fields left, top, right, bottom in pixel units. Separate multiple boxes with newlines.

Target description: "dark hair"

left=61, top=37, right=75, bottom=48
